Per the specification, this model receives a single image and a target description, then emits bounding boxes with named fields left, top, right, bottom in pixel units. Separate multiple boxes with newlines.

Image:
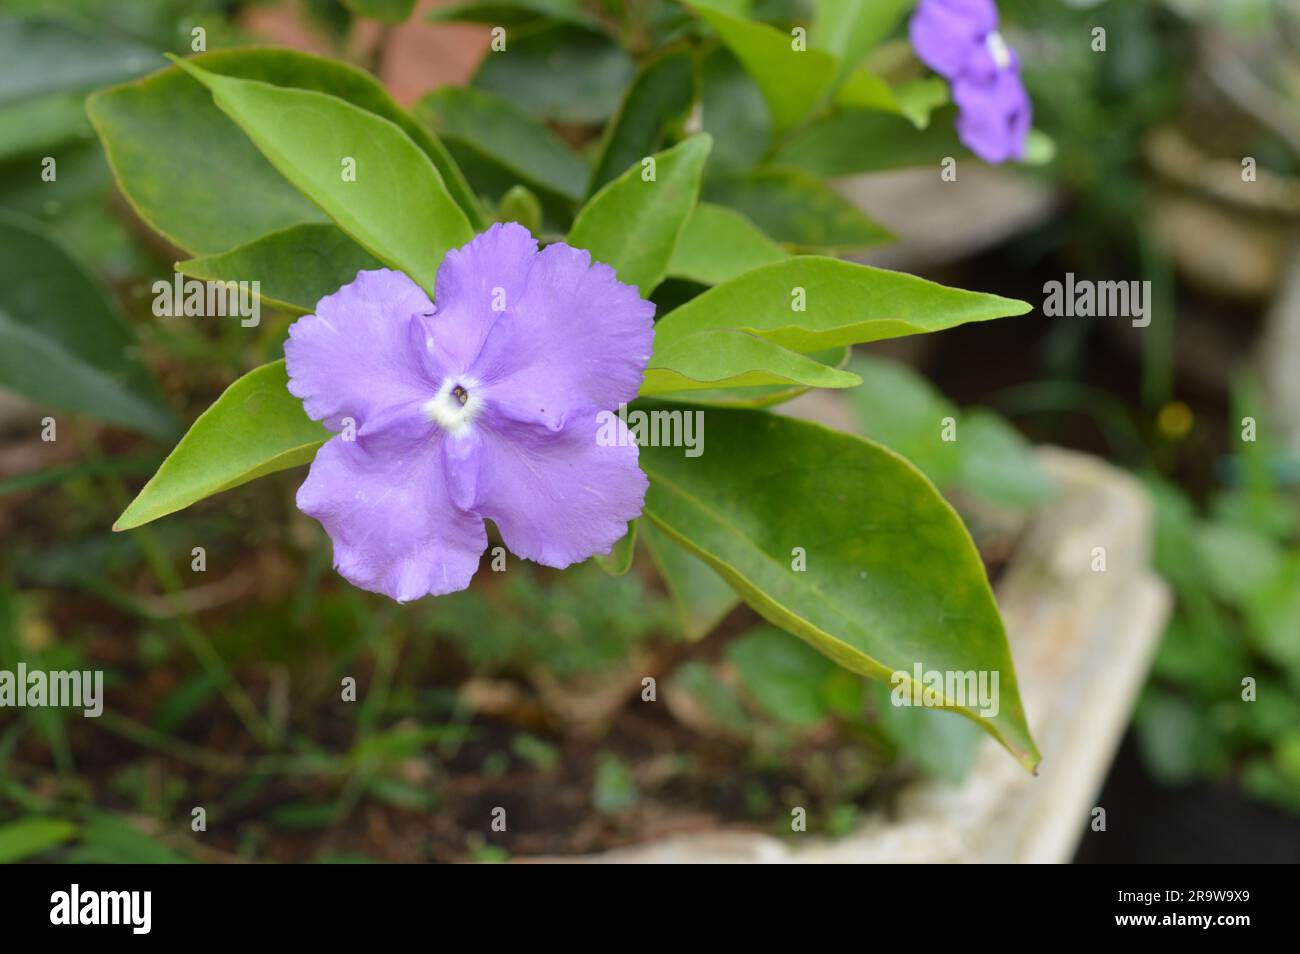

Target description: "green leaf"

left=729, top=625, right=837, bottom=725
left=596, top=520, right=638, bottom=576
left=871, top=681, right=982, bottom=784
left=170, top=56, right=473, bottom=297
left=704, top=166, right=892, bottom=252
left=178, top=223, right=383, bottom=314
left=666, top=202, right=788, bottom=285
left=496, top=185, right=543, bottom=235
left=665, top=346, right=854, bottom=409
left=415, top=85, right=588, bottom=202
left=846, top=355, right=1053, bottom=507
left=0, top=15, right=157, bottom=105
left=812, top=0, right=915, bottom=80
left=342, top=0, right=417, bottom=23
left=641, top=407, right=1038, bottom=769
left=0, top=93, right=90, bottom=162
left=587, top=47, right=697, bottom=196
left=567, top=134, right=711, bottom=295
left=641, top=330, right=861, bottom=394
left=114, top=360, right=328, bottom=531
left=834, top=71, right=947, bottom=128
left=777, top=106, right=1052, bottom=175
left=472, top=23, right=634, bottom=124
left=776, top=106, right=963, bottom=176
left=74, top=813, right=192, bottom=864
left=690, top=3, right=837, bottom=132
left=0, top=816, right=77, bottom=863
left=845, top=353, right=961, bottom=486
left=699, top=45, right=770, bottom=171
left=641, top=520, right=738, bottom=640
left=956, top=410, right=1056, bottom=508
left=87, top=48, right=485, bottom=256
left=0, top=211, right=174, bottom=438
left=653, top=256, right=1031, bottom=354
left=885, top=77, right=949, bottom=129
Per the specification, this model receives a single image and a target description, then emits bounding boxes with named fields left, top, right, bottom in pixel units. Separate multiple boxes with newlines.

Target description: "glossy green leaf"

left=812, top=0, right=915, bottom=79
left=114, top=360, right=328, bottom=531
left=415, top=85, right=588, bottom=202
left=664, top=346, right=854, bottom=409
left=641, top=520, right=738, bottom=640
left=178, top=223, right=382, bottom=314
left=343, top=0, right=417, bottom=23
left=0, top=817, right=77, bottom=863
left=654, top=256, right=1032, bottom=354
left=690, top=3, right=837, bottom=131
left=588, top=47, right=696, bottom=196
left=641, top=407, right=1038, bottom=769
left=171, top=57, right=473, bottom=296
left=666, top=202, right=788, bottom=285
left=472, top=23, right=634, bottom=124
left=88, top=48, right=484, bottom=256
left=641, top=329, right=860, bottom=394
left=0, top=212, right=174, bottom=438
left=567, top=134, right=711, bottom=295
left=704, top=166, right=892, bottom=252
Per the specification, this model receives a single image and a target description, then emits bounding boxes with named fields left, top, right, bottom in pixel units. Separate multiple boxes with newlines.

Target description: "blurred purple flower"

left=285, top=223, right=654, bottom=602
left=910, top=0, right=1031, bottom=164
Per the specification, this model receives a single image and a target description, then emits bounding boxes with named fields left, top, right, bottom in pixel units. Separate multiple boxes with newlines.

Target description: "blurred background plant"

left=1, top=0, right=1298, bottom=863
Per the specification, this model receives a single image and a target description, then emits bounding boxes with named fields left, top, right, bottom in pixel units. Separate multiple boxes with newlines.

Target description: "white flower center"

left=423, top=377, right=483, bottom=437
left=986, top=31, right=1011, bottom=70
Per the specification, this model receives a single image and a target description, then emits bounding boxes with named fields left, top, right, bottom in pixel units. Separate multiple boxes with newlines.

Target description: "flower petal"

left=466, top=242, right=655, bottom=430
left=909, top=0, right=999, bottom=78
left=297, top=409, right=487, bottom=601
left=429, top=221, right=539, bottom=376
left=285, top=269, right=436, bottom=431
left=470, top=407, right=647, bottom=569
left=953, top=68, right=1032, bottom=164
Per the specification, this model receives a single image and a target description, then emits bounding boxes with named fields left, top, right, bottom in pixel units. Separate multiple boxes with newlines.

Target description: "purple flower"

left=909, top=0, right=1031, bottom=164
left=952, top=67, right=1032, bottom=165
left=285, top=222, right=654, bottom=602
left=909, top=0, right=1000, bottom=79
